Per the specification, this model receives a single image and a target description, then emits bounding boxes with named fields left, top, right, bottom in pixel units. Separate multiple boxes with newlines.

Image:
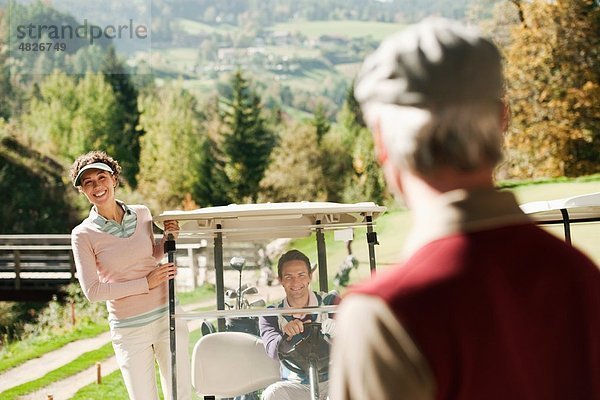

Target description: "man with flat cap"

left=330, top=18, right=600, bottom=400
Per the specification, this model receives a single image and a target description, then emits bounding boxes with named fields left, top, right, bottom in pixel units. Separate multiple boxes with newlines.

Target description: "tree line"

left=0, top=45, right=385, bottom=232
left=0, top=0, right=598, bottom=233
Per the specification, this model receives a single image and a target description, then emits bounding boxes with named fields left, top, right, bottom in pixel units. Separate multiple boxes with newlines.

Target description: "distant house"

left=318, top=35, right=348, bottom=46
left=271, top=30, right=293, bottom=46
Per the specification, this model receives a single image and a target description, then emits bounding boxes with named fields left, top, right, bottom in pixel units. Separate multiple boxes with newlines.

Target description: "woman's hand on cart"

left=147, top=262, right=178, bottom=289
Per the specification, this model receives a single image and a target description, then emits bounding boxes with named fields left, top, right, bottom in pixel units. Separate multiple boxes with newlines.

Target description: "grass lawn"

left=71, top=369, right=132, bottom=400
left=178, top=284, right=217, bottom=306
left=0, top=321, right=107, bottom=374
left=0, top=342, right=114, bottom=400
left=174, top=18, right=236, bottom=35
left=153, top=47, right=198, bottom=72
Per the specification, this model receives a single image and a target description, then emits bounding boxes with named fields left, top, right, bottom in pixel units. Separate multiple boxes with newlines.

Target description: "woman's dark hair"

left=69, top=151, right=122, bottom=187
left=277, top=249, right=311, bottom=278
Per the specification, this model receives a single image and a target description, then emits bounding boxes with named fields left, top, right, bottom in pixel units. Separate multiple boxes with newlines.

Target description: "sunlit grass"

left=0, top=321, right=107, bottom=374
left=178, top=284, right=217, bottom=306
left=0, top=342, right=114, bottom=400
left=71, top=369, right=132, bottom=400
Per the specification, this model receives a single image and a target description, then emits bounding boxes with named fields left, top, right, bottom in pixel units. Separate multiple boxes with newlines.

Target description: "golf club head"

left=200, top=321, right=216, bottom=336
left=230, top=256, right=246, bottom=272
left=250, top=299, right=266, bottom=307
left=225, top=289, right=238, bottom=299
left=241, top=286, right=258, bottom=296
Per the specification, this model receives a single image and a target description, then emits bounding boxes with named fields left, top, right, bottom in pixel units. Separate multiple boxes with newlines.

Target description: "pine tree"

left=221, top=70, right=276, bottom=203
left=101, top=46, right=142, bottom=187
left=311, top=103, right=331, bottom=144
left=193, top=133, right=232, bottom=207
left=73, top=72, right=123, bottom=160
left=0, top=9, right=13, bottom=121
left=330, top=83, right=387, bottom=204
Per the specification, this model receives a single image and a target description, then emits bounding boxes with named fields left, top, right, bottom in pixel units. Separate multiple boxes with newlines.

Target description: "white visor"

left=74, top=162, right=114, bottom=186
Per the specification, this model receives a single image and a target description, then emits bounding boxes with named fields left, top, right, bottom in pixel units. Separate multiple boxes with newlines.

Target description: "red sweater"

left=354, top=223, right=600, bottom=399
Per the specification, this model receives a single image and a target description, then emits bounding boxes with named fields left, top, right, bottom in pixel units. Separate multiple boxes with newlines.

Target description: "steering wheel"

left=277, top=322, right=330, bottom=376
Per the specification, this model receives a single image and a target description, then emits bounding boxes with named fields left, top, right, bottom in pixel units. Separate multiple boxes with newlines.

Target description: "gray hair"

left=365, top=101, right=503, bottom=177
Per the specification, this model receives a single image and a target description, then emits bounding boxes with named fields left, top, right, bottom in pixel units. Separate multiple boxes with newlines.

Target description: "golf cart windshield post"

left=520, top=192, right=600, bottom=246
left=315, top=220, right=329, bottom=293
left=366, top=215, right=378, bottom=275
left=559, top=209, right=572, bottom=245
left=214, top=224, right=226, bottom=332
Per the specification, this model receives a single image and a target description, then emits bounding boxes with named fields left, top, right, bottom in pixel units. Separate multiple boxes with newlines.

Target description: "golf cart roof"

left=519, top=192, right=600, bottom=224
left=155, top=201, right=386, bottom=240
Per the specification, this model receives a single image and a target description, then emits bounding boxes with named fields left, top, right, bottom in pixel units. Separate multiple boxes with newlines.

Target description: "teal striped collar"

left=90, top=201, right=137, bottom=238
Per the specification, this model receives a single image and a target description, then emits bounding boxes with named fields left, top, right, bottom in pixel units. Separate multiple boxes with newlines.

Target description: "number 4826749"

left=18, top=42, right=66, bottom=52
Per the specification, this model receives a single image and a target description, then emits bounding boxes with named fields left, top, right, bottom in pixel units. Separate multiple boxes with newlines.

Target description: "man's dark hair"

left=277, top=249, right=311, bottom=278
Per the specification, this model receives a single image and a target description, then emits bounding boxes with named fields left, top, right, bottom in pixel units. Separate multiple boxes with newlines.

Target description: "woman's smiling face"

left=79, top=169, right=117, bottom=207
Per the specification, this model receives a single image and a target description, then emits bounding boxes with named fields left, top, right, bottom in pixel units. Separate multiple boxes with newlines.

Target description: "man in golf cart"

left=259, top=249, right=339, bottom=400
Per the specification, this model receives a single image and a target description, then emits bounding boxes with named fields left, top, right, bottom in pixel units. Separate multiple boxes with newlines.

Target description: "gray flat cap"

left=355, top=18, right=503, bottom=108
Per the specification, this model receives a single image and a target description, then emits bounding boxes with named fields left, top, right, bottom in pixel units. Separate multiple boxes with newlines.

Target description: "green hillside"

left=269, top=20, right=406, bottom=40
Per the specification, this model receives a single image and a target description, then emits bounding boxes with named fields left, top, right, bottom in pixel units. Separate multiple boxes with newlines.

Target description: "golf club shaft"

left=165, top=234, right=177, bottom=400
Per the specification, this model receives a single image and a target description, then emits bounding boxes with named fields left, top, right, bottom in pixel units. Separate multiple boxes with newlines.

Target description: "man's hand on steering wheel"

left=283, top=318, right=312, bottom=340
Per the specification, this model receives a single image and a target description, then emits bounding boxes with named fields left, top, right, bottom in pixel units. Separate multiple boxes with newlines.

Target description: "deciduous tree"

left=260, top=121, right=326, bottom=202
left=23, top=71, right=123, bottom=165
left=503, top=0, right=600, bottom=178
left=137, top=84, right=203, bottom=212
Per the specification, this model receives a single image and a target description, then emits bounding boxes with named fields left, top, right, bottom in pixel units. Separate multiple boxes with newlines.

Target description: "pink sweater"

left=71, top=205, right=167, bottom=321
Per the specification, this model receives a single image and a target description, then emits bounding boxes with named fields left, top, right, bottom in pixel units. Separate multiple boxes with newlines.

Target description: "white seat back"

left=191, top=332, right=280, bottom=397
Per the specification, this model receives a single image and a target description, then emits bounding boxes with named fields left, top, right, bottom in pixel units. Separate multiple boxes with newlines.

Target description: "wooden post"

left=14, top=250, right=21, bottom=290
left=69, top=252, right=76, bottom=281
left=96, top=362, right=102, bottom=384
left=71, top=300, right=76, bottom=326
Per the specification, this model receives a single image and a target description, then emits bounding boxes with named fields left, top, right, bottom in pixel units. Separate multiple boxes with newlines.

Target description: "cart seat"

left=191, top=331, right=280, bottom=397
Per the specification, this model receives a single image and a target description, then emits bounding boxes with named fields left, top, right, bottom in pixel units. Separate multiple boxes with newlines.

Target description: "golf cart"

left=154, top=201, right=386, bottom=400
left=520, top=191, right=600, bottom=245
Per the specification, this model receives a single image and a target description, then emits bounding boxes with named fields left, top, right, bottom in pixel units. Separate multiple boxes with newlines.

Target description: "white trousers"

left=261, top=380, right=329, bottom=400
left=110, top=311, right=192, bottom=400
